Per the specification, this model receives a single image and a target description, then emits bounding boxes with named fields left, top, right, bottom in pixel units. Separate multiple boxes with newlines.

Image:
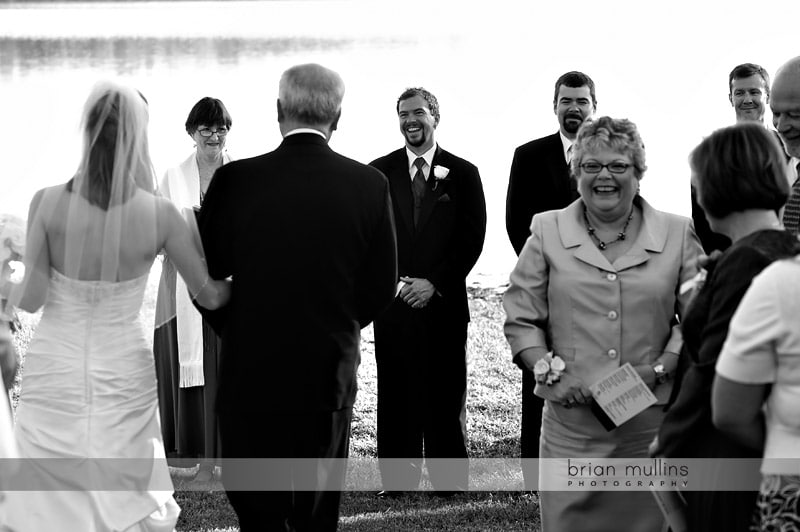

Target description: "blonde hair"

left=571, top=116, right=647, bottom=180
left=69, top=81, right=155, bottom=209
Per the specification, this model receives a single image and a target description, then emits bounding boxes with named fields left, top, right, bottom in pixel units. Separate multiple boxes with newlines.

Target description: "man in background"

left=198, top=63, right=398, bottom=531
left=693, top=63, right=773, bottom=253
left=729, top=62, right=771, bottom=124
left=370, top=87, right=486, bottom=496
left=504, top=71, right=595, bottom=489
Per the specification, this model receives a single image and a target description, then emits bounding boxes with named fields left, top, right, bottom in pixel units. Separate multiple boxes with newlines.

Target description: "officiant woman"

left=154, top=97, right=233, bottom=481
left=503, top=116, right=701, bottom=532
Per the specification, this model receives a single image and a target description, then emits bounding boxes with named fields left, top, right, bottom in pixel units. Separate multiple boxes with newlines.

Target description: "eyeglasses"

left=579, top=162, right=633, bottom=174
left=197, top=127, right=228, bottom=137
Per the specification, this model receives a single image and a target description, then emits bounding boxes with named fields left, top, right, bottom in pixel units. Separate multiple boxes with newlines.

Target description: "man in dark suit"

left=370, top=87, right=486, bottom=495
left=197, top=63, right=398, bottom=531
left=504, top=71, right=595, bottom=488
left=692, top=63, right=774, bottom=253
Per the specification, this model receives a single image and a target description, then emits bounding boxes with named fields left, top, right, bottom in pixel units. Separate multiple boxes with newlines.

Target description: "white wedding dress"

left=1, top=268, right=179, bottom=532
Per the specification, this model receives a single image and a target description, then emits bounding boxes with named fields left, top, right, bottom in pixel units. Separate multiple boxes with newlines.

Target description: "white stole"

left=160, top=151, right=231, bottom=387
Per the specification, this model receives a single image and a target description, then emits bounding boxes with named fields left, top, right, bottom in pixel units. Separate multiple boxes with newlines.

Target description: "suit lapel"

left=559, top=197, right=666, bottom=273
left=558, top=201, right=614, bottom=271
left=614, top=197, right=665, bottom=271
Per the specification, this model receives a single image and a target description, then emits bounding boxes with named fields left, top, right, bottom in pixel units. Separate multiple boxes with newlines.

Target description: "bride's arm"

left=9, top=189, right=50, bottom=313
left=159, top=198, right=230, bottom=310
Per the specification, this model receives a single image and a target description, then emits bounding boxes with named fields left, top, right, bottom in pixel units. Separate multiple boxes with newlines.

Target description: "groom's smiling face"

left=398, top=95, right=437, bottom=152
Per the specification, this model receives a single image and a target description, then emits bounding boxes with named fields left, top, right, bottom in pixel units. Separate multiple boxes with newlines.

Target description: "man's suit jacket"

left=198, top=133, right=398, bottom=415
left=369, top=146, right=486, bottom=323
left=506, top=132, right=578, bottom=255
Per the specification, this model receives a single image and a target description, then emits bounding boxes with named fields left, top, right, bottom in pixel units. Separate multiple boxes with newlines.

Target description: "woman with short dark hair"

left=655, top=122, right=798, bottom=532
left=154, top=96, right=233, bottom=481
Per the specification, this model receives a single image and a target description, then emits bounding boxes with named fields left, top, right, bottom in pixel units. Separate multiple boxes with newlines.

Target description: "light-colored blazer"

left=160, top=151, right=232, bottom=387
left=503, top=196, right=702, bottom=403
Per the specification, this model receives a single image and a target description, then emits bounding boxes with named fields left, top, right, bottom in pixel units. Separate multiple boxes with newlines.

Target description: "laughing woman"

left=504, top=116, right=701, bottom=532
left=154, top=97, right=233, bottom=481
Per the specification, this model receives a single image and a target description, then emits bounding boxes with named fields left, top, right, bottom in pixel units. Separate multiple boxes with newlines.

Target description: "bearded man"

left=504, top=71, right=596, bottom=489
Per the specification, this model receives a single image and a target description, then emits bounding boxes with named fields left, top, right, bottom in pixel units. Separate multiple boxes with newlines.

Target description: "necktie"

left=782, top=162, right=800, bottom=234
left=412, top=157, right=426, bottom=227
left=566, top=144, right=573, bottom=165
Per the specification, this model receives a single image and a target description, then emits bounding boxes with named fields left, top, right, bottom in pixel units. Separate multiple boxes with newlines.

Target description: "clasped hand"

left=534, top=373, right=593, bottom=408
left=399, top=277, right=435, bottom=309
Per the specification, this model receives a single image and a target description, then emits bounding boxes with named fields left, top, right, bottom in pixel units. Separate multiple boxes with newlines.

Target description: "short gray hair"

left=571, top=116, right=647, bottom=180
left=279, top=63, right=345, bottom=126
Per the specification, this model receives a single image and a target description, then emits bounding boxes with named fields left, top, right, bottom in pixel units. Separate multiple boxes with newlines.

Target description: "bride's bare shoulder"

left=27, top=183, right=71, bottom=218
left=34, top=183, right=69, bottom=200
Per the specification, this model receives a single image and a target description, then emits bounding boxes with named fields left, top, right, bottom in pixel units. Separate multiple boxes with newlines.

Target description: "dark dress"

left=657, top=229, right=800, bottom=532
left=153, top=226, right=221, bottom=466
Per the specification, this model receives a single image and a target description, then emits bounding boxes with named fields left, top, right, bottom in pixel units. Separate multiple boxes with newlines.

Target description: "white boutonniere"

left=432, top=165, right=450, bottom=190
left=533, top=353, right=566, bottom=386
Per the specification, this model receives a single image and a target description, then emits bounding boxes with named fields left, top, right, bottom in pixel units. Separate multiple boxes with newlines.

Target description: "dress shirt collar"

left=559, top=131, right=573, bottom=164
left=284, top=128, right=327, bottom=140
left=406, top=144, right=437, bottom=181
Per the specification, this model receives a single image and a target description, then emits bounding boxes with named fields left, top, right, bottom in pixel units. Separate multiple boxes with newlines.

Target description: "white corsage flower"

left=533, top=353, right=566, bottom=386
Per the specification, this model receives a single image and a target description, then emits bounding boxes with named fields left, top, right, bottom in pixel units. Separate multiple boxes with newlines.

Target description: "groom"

left=198, top=64, right=398, bottom=531
left=370, top=87, right=486, bottom=494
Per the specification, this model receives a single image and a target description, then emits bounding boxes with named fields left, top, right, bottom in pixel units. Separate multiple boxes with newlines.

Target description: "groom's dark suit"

left=198, top=133, right=397, bottom=531
left=370, top=145, right=485, bottom=491
left=505, top=131, right=578, bottom=485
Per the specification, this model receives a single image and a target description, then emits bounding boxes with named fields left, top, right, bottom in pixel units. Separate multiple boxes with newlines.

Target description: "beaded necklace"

left=583, top=205, right=634, bottom=250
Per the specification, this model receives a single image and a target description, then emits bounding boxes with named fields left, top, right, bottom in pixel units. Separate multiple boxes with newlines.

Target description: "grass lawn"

left=10, top=286, right=541, bottom=531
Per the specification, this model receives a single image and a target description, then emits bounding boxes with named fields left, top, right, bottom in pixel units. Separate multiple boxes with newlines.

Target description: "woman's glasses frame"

left=579, top=162, right=632, bottom=174
left=197, top=127, right=229, bottom=137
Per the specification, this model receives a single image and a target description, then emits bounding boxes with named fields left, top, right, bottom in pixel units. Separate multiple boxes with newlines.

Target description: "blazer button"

left=607, top=349, right=618, bottom=359
left=607, top=310, right=618, bottom=320
left=606, top=273, right=618, bottom=281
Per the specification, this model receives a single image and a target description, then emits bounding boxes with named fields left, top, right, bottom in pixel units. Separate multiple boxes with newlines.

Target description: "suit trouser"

left=219, top=407, right=352, bottom=532
left=521, top=370, right=544, bottom=489
left=374, top=302, right=469, bottom=491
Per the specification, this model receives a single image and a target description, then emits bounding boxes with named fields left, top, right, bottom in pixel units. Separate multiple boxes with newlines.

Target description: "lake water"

left=1, top=0, right=796, bottom=286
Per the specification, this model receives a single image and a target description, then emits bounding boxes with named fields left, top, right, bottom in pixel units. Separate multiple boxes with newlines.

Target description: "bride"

left=0, top=81, right=230, bottom=531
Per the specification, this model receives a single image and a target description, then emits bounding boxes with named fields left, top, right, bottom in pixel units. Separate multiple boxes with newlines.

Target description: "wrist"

left=517, top=347, right=550, bottom=372
left=651, top=361, right=669, bottom=385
